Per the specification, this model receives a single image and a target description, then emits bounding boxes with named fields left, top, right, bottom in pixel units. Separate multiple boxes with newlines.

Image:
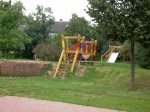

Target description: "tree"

left=87, top=0, right=150, bottom=90
left=0, top=0, right=31, bottom=57
left=65, top=14, right=92, bottom=40
left=24, top=5, right=54, bottom=58
left=28, top=5, right=54, bottom=45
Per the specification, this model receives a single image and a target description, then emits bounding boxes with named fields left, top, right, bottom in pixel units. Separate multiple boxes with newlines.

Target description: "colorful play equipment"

left=101, top=45, right=128, bottom=62
left=53, top=34, right=97, bottom=78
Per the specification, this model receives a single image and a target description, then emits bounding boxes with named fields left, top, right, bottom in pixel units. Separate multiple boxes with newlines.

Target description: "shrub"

left=33, top=42, right=61, bottom=61
left=33, top=33, right=62, bottom=61
left=135, top=44, right=150, bottom=69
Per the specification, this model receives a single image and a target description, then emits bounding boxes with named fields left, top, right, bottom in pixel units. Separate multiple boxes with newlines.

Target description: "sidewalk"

left=0, top=96, right=124, bottom=112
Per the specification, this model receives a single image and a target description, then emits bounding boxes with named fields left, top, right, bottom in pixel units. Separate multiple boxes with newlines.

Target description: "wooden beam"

left=53, top=49, right=65, bottom=78
left=64, top=36, right=78, bottom=39
left=64, top=36, right=85, bottom=40
left=71, top=48, right=79, bottom=72
left=65, top=50, right=76, bottom=54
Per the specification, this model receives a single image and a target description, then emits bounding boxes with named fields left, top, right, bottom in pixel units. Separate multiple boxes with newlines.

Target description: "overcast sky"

left=6, top=0, right=91, bottom=21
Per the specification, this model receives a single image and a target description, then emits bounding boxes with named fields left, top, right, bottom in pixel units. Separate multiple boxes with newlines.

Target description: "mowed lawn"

left=0, top=62, right=150, bottom=112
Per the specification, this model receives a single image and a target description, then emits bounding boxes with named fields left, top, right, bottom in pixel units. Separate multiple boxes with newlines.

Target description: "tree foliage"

left=87, top=0, right=150, bottom=43
left=65, top=14, right=92, bottom=39
left=25, top=5, right=54, bottom=46
left=0, top=0, right=31, bottom=53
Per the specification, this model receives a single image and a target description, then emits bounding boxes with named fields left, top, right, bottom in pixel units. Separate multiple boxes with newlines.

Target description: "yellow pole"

left=53, top=49, right=65, bottom=78
left=66, top=37, right=69, bottom=50
left=62, top=34, right=66, bottom=62
left=71, top=48, right=79, bottom=72
left=66, top=37, right=69, bottom=62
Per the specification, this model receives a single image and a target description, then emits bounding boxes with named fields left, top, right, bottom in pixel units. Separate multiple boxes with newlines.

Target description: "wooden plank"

left=65, top=50, right=76, bottom=54
left=64, top=36, right=78, bottom=39
left=65, top=50, right=88, bottom=54
left=64, top=36, right=84, bottom=40
left=84, top=41, right=92, bottom=44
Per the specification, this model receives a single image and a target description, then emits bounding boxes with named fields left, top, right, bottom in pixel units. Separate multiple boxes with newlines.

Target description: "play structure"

left=53, top=34, right=97, bottom=78
left=101, top=45, right=128, bottom=63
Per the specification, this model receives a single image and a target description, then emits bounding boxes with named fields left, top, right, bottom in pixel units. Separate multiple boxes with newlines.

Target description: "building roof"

left=51, top=21, right=69, bottom=33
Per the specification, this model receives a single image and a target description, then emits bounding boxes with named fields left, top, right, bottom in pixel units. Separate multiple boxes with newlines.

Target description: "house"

left=51, top=19, right=69, bottom=35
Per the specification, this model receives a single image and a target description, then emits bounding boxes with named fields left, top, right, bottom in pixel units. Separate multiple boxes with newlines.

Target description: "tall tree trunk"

left=130, top=41, right=136, bottom=90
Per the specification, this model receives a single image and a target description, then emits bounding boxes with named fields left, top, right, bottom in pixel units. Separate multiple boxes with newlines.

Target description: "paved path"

left=0, top=96, right=124, bottom=112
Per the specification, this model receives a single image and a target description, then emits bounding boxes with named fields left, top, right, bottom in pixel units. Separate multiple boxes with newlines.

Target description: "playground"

left=0, top=35, right=149, bottom=112
left=0, top=37, right=128, bottom=78
left=0, top=0, right=149, bottom=111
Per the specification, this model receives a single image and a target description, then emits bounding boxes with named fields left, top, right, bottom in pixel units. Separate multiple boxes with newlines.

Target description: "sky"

left=5, top=0, right=91, bottom=21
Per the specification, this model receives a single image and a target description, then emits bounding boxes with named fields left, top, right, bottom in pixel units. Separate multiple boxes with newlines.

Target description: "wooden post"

left=66, top=37, right=69, bottom=50
left=66, top=37, right=69, bottom=62
left=62, top=34, right=66, bottom=62
left=91, top=39, right=94, bottom=56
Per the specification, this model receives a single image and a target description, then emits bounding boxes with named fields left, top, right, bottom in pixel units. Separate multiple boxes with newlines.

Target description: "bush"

left=33, top=42, right=61, bottom=61
left=135, top=44, right=150, bottom=69
left=33, top=34, right=62, bottom=61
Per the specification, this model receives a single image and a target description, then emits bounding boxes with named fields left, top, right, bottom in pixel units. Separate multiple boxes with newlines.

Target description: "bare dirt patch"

left=75, top=66, right=86, bottom=77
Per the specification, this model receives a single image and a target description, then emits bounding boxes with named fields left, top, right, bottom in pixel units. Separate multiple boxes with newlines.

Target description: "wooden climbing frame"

left=52, top=34, right=97, bottom=78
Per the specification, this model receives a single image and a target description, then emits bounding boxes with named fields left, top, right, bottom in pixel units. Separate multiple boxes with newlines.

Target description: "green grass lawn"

left=0, top=62, right=150, bottom=112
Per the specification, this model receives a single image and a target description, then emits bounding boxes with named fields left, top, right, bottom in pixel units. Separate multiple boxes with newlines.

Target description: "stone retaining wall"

left=0, top=61, right=50, bottom=76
